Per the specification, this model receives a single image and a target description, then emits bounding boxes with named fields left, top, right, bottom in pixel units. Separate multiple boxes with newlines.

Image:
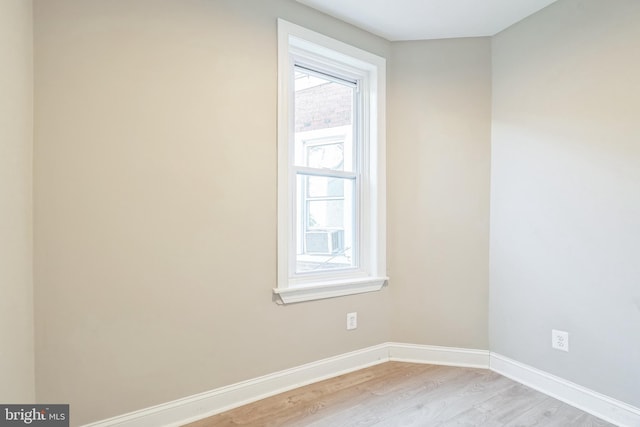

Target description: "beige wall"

left=0, top=0, right=35, bottom=403
left=33, top=1, right=391, bottom=424
left=388, top=38, right=492, bottom=349
left=490, top=0, right=640, bottom=407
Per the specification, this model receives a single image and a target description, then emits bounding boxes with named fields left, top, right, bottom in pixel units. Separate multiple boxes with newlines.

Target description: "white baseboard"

left=82, top=344, right=640, bottom=427
left=389, top=342, right=490, bottom=368
left=490, top=352, right=640, bottom=427
left=82, top=344, right=389, bottom=427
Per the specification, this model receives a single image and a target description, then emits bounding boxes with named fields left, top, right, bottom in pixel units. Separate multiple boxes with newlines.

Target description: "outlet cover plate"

left=552, top=329, right=569, bottom=352
left=347, top=312, right=357, bottom=330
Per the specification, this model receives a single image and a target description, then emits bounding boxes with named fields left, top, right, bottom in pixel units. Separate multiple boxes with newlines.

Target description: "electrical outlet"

left=346, top=312, right=357, bottom=330
left=552, top=329, right=569, bottom=352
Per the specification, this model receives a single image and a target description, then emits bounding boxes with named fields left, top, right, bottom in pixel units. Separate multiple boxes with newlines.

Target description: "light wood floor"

left=184, top=362, right=615, bottom=427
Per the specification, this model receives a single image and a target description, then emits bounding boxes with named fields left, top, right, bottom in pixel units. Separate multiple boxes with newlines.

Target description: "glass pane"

left=307, top=200, right=343, bottom=228
left=307, top=176, right=344, bottom=198
left=306, top=143, right=344, bottom=170
left=295, top=175, right=356, bottom=273
left=294, top=67, right=354, bottom=171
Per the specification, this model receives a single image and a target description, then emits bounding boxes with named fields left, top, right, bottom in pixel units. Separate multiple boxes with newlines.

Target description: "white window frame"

left=274, top=19, right=387, bottom=304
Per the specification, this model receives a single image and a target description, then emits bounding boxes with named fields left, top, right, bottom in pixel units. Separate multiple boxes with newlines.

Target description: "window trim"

left=275, top=19, right=387, bottom=304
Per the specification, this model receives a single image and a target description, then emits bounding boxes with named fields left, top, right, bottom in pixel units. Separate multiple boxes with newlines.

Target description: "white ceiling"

left=296, top=0, right=558, bottom=41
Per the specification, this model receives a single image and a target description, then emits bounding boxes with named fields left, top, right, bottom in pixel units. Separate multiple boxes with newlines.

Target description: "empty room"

left=1, top=0, right=638, bottom=426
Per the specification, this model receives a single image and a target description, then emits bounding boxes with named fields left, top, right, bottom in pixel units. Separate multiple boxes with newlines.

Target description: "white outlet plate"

left=346, top=312, right=357, bottom=330
left=552, top=329, right=569, bottom=352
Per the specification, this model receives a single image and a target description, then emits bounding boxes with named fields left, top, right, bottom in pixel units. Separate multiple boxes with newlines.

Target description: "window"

left=274, top=20, right=387, bottom=304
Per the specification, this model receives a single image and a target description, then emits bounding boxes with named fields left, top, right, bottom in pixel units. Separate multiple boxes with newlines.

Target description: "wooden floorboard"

left=183, top=362, right=616, bottom=427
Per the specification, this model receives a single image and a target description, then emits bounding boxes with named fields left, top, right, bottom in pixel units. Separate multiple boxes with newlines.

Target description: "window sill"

left=273, top=277, right=388, bottom=304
